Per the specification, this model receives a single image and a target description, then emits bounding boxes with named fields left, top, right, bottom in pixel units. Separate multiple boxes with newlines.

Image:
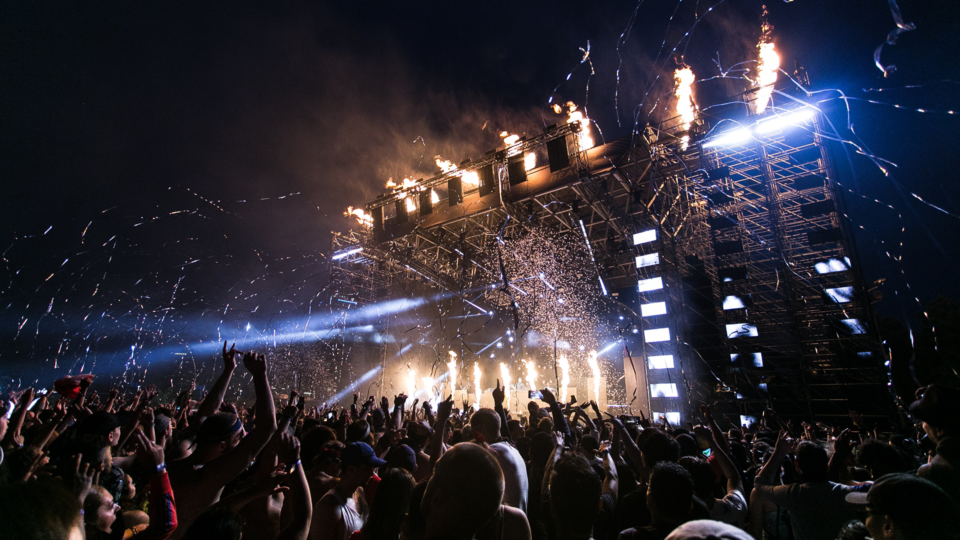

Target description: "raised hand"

left=223, top=341, right=240, bottom=370
left=381, top=396, right=390, bottom=411
left=242, top=352, right=268, bottom=377
left=278, top=432, right=300, bottom=470
left=394, top=394, right=408, bottom=408
left=436, top=394, right=454, bottom=421
left=67, top=454, right=99, bottom=503
left=590, top=400, right=601, bottom=415
left=492, top=379, right=505, bottom=406
left=144, top=384, right=158, bottom=402
left=539, top=387, right=557, bottom=405
left=699, top=401, right=712, bottom=420
left=140, top=407, right=155, bottom=426
left=774, top=430, right=797, bottom=456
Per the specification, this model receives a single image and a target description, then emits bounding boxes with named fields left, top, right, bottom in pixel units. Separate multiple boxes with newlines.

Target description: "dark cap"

left=341, top=442, right=386, bottom=468
left=76, top=411, right=120, bottom=437
left=846, top=473, right=958, bottom=524
left=909, top=385, right=960, bottom=431
left=346, top=420, right=372, bottom=443
left=385, top=444, right=417, bottom=473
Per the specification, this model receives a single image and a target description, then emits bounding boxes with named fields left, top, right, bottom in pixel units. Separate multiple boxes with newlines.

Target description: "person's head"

left=154, top=414, right=173, bottom=442
left=181, top=505, right=244, bottom=540
left=362, top=467, right=416, bottom=540
left=580, top=435, right=600, bottom=457
left=77, top=411, right=121, bottom=447
left=515, top=436, right=531, bottom=462
left=848, top=473, right=959, bottom=540
left=195, top=413, right=245, bottom=461
left=647, top=462, right=695, bottom=526
left=507, top=419, right=523, bottom=441
left=313, top=440, right=344, bottom=475
left=470, top=408, right=501, bottom=443
left=385, top=444, right=418, bottom=474
left=909, top=384, right=960, bottom=441
left=663, top=519, right=756, bottom=540
left=537, top=416, right=554, bottom=434
left=641, top=429, right=681, bottom=468
left=407, top=421, right=432, bottom=449
left=678, top=456, right=717, bottom=501
left=340, top=442, right=386, bottom=489
left=836, top=520, right=870, bottom=540
left=794, top=441, right=829, bottom=482
left=675, top=434, right=701, bottom=459
left=857, top=440, right=909, bottom=479
left=422, top=443, right=504, bottom=540
left=0, top=479, right=84, bottom=540
left=301, top=425, right=338, bottom=467
left=346, top=419, right=374, bottom=445
left=550, top=453, right=602, bottom=539
left=84, top=485, right=119, bottom=533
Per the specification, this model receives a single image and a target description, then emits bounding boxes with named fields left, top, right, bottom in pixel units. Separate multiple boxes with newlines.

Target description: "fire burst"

left=754, top=6, right=779, bottom=114
left=674, top=66, right=696, bottom=150
left=406, top=365, right=417, bottom=398
left=447, top=351, right=458, bottom=392
left=499, top=362, right=512, bottom=410
left=473, top=361, right=482, bottom=403
left=557, top=355, right=570, bottom=404
left=344, top=206, right=373, bottom=227
left=524, top=359, right=538, bottom=393
left=554, top=101, right=594, bottom=151
left=587, top=351, right=601, bottom=405
left=435, top=156, right=481, bottom=188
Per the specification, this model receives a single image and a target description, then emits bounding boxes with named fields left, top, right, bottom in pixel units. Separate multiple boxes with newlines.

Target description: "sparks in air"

left=673, top=66, right=696, bottom=150
left=557, top=355, right=570, bottom=404
left=344, top=206, right=373, bottom=227
left=553, top=101, right=594, bottom=151
left=499, top=362, right=512, bottom=409
left=587, top=351, right=601, bottom=404
left=524, top=359, right=538, bottom=393
left=473, top=361, right=482, bottom=404
left=754, top=6, right=780, bottom=114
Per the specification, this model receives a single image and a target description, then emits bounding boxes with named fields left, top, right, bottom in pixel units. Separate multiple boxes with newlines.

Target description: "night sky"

left=1, top=1, right=959, bottom=386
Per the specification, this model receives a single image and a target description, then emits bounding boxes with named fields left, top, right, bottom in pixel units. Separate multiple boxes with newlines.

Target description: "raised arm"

left=203, top=352, right=278, bottom=489
left=277, top=433, right=312, bottom=540
left=429, top=395, right=453, bottom=468
left=609, top=416, right=644, bottom=471
left=540, top=432, right=564, bottom=504
left=600, top=443, right=619, bottom=499
left=3, top=388, right=33, bottom=449
left=539, top=388, right=572, bottom=442
left=196, top=342, right=239, bottom=422
left=492, top=379, right=512, bottom=442
left=133, top=431, right=178, bottom=540
left=700, top=402, right=730, bottom=456
left=695, top=424, right=742, bottom=494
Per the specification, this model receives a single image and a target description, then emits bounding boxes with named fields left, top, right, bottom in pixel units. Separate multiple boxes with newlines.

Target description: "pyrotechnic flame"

left=473, top=361, right=482, bottom=400
left=754, top=6, right=779, bottom=114
left=448, top=354, right=458, bottom=392
left=558, top=101, right=594, bottom=151
left=587, top=351, right=601, bottom=405
left=403, top=196, right=416, bottom=213
left=344, top=206, right=373, bottom=227
left=431, top=189, right=440, bottom=204
left=524, top=359, right=538, bottom=393
left=558, top=355, right=570, bottom=404
left=435, top=156, right=481, bottom=188
left=499, top=362, right=511, bottom=410
left=407, top=366, right=417, bottom=398
left=674, top=67, right=696, bottom=150
left=524, top=152, right=536, bottom=171
left=501, top=133, right=520, bottom=147
left=386, top=177, right=419, bottom=191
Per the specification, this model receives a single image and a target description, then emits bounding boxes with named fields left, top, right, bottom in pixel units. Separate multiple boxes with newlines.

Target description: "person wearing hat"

left=909, top=384, right=960, bottom=502
left=845, top=473, right=960, bottom=539
left=311, top=441, right=386, bottom=540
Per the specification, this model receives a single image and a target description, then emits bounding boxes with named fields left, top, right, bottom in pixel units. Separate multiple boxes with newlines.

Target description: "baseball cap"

left=664, top=520, right=755, bottom=540
left=845, top=473, right=958, bottom=525
left=341, top=442, right=387, bottom=468
left=385, top=444, right=417, bottom=473
left=346, top=420, right=372, bottom=443
left=908, top=385, right=960, bottom=431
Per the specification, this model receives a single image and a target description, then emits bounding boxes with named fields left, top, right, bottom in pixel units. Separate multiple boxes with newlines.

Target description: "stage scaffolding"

left=329, top=86, right=891, bottom=423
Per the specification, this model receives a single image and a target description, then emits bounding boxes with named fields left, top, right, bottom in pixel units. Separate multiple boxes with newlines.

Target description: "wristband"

left=287, top=458, right=301, bottom=475
left=156, top=462, right=166, bottom=474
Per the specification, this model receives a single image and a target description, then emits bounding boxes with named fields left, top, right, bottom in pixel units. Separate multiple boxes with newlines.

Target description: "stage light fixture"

left=636, top=253, right=660, bottom=268
left=726, top=323, right=758, bottom=338
left=644, top=327, right=671, bottom=343
left=650, top=384, right=679, bottom=398
left=722, top=295, right=745, bottom=310
left=633, top=229, right=657, bottom=245
left=703, top=107, right=815, bottom=148
left=332, top=247, right=363, bottom=260
left=648, top=355, right=675, bottom=369
left=638, top=277, right=664, bottom=292
left=640, top=302, right=667, bottom=317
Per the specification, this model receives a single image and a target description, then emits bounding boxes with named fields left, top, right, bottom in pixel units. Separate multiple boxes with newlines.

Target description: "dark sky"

left=1, top=1, right=959, bottom=383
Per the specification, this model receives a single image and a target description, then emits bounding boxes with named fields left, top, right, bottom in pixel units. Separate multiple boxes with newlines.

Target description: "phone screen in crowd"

left=702, top=448, right=712, bottom=458
left=528, top=390, right=543, bottom=400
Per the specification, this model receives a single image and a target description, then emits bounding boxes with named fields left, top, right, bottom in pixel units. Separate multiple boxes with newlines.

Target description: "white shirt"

left=709, top=489, right=748, bottom=525
left=490, top=441, right=529, bottom=513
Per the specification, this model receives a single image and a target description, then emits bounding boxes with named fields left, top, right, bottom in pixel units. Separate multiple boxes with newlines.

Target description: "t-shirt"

left=753, top=478, right=866, bottom=540
left=491, top=441, right=529, bottom=513
left=708, top=489, right=748, bottom=525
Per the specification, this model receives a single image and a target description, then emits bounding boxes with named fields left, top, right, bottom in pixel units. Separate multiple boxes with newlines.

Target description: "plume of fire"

left=524, top=360, right=538, bottom=393
left=344, top=206, right=373, bottom=227
left=406, top=365, right=417, bottom=398
left=674, top=67, right=696, bottom=150
left=499, top=362, right=512, bottom=410
left=754, top=6, right=779, bottom=114
left=587, top=351, right=601, bottom=405
left=524, top=152, right=536, bottom=171
left=386, top=177, right=419, bottom=190
left=431, top=189, right=440, bottom=204
left=500, top=131, right=521, bottom=147
left=403, top=196, right=416, bottom=213
left=473, top=362, right=482, bottom=400
left=447, top=351, right=458, bottom=391
left=557, top=355, right=571, bottom=404
left=555, top=101, right=594, bottom=151
left=435, top=156, right=481, bottom=188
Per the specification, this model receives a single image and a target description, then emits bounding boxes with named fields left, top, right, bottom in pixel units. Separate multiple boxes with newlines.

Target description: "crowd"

left=0, top=342, right=958, bottom=540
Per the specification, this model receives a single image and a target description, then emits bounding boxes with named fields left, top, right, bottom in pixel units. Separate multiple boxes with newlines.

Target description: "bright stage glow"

left=653, top=411, right=681, bottom=425
left=644, top=327, right=671, bottom=343
left=755, top=108, right=815, bottom=135
left=638, top=277, right=664, bottom=292
left=557, top=355, right=570, bottom=403
left=650, top=383, right=678, bottom=398
left=499, top=363, right=512, bottom=409
left=640, top=302, right=667, bottom=317
left=726, top=323, right=759, bottom=338
left=633, top=229, right=657, bottom=245
left=636, top=253, right=660, bottom=268
left=328, top=366, right=383, bottom=403
left=332, top=247, right=363, bottom=260
left=826, top=286, right=855, bottom=303
left=731, top=352, right=763, bottom=367
left=740, top=415, right=758, bottom=427
left=815, top=257, right=851, bottom=274
left=597, top=341, right=620, bottom=356
left=722, top=296, right=745, bottom=310
left=648, top=354, right=674, bottom=369
left=840, top=319, right=867, bottom=334
left=702, top=127, right=751, bottom=148
left=587, top=351, right=601, bottom=404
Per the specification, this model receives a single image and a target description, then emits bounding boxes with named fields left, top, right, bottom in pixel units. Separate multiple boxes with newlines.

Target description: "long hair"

left=361, top=468, right=416, bottom=540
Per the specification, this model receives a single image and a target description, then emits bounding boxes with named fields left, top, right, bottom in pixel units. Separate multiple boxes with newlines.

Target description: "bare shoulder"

left=502, top=505, right=532, bottom=540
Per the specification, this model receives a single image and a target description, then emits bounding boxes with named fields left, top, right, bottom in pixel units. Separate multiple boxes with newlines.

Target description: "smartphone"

left=624, top=416, right=639, bottom=425
left=528, top=390, right=543, bottom=400
left=702, top=448, right=712, bottom=458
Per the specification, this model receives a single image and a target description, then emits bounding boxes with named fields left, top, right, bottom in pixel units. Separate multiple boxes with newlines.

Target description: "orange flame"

left=558, top=101, right=594, bottom=150
left=524, top=152, right=536, bottom=171
left=473, top=361, right=482, bottom=400
left=587, top=351, right=601, bottom=404
left=344, top=206, right=373, bottom=227
left=499, top=362, right=512, bottom=409
left=447, top=351, right=458, bottom=391
left=754, top=6, right=779, bottom=114
left=674, top=67, right=696, bottom=149
left=557, top=355, right=570, bottom=404
left=435, top=156, right=481, bottom=188
left=524, top=359, right=538, bottom=392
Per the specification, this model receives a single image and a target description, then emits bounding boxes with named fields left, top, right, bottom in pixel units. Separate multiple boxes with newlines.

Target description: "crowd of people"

left=0, top=342, right=958, bottom=540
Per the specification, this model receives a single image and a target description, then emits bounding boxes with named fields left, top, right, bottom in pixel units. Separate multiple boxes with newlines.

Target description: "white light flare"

left=555, top=101, right=594, bottom=150
left=524, top=152, right=536, bottom=171
left=406, top=366, right=417, bottom=398
left=473, top=361, right=482, bottom=403
left=436, top=156, right=481, bottom=188
left=557, top=355, right=570, bottom=404
left=674, top=67, right=696, bottom=150
left=524, top=359, right=538, bottom=394
left=447, top=351, right=458, bottom=392
left=587, top=351, right=601, bottom=405
left=499, top=362, right=511, bottom=410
